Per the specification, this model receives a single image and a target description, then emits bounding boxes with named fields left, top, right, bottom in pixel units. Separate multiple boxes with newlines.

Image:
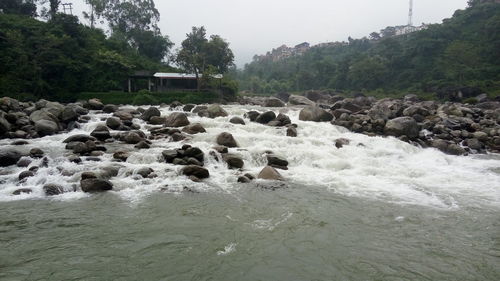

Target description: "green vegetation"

left=237, top=2, right=500, bottom=98
left=0, top=1, right=237, bottom=103
left=77, top=91, right=221, bottom=105
left=175, top=26, right=235, bottom=91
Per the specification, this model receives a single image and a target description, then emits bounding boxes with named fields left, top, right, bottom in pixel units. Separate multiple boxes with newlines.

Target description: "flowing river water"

left=0, top=105, right=499, bottom=280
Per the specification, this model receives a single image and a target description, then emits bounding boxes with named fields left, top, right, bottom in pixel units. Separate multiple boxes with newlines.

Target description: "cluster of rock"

left=0, top=97, right=90, bottom=139
left=1, top=97, right=298, bottom=197
left=330, top=95, right=500, bottom=155
left=241, top=91, right=500, bottom=155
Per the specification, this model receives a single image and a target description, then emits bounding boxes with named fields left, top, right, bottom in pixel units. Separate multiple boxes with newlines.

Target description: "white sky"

left=69, top=0, right=469, bottom=67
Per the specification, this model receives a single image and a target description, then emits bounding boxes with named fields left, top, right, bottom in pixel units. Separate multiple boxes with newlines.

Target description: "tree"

left=0, top=0, right=37, bottom=17
left=84, top=0, right=170, bottom=62
left=176, top=26, right=234, bottom=91
left=369, top=32, right=381, bottom=40
left=49, top=0, right=60, bottom=18
left=83, top=0, right=108, bottom=28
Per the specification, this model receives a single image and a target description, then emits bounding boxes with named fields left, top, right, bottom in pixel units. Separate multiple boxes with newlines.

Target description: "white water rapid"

left=1, top=105, right=499, bottom=210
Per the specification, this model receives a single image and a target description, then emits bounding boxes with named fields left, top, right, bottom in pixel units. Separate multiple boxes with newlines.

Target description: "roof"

left=154, top=73, right=223, bottom=79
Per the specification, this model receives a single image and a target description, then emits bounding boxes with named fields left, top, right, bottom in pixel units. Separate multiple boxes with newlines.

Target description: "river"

left=1, top=105, right=499, bottom=280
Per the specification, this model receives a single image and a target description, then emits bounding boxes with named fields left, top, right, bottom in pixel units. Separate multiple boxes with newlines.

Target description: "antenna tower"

left=408, top=0, right=413, bottom=26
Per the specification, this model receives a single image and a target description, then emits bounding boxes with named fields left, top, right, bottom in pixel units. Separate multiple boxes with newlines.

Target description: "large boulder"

left=299, top=106, right=333, bottom=122
left=216, top=132, right=238, bottom=147
left=123, top=131, right=144, bottom=144
left=258, top=166, right=283, bottom=181
left=63, top=134, right=96, bottom=143
left=229, top=116, right=245, bottom=125
left=34, top=120, right=59, bottom=136
left=0, top=149, right=23, bottom=167
left=141, top=107, right=161, bottom=121
left=274, top=92, right=290, bottom=102
left=30, top=109, right=59, bottom=124
left=80, top=178, right=113, bottom=192
left=0, top=115, right=11, bottom=135
left=288, top=95, right=315, bottom=106
left=264, top=98, right=285, bottom=107
left=368, top=99, right=404, bottom=120
left=90, top=125, right=111, bottom=141
left=266, top=155, right=289, bottom=170
left=182, top=123, right=206, bottom=134
left=43, top=184, right=64, bottom=196
left=255, top=111, right=276, bottom=124
left=181, top=165, right=209, bottom=179
left=87, top=99, right=104, bottom=110
left=106, top=117, right=122, bottom=130
left=113, top=110, right=134, bottom=121
left=222, top=154, right=244, bottom=169
left=60, top=106, right=79, bottom=123
left=384, top=117, right=419, bottom=139
left=165, top=112, right=190, bottom=127
left=206, top=104, right=228, bottom=118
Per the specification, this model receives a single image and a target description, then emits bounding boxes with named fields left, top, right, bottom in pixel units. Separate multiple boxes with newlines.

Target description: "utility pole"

left=408, top=0, right=413, bottom=26
left=62, top=3, right=73, bottom=15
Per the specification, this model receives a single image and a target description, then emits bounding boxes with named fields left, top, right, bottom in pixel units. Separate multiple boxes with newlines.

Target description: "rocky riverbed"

left=241, top=92, right=500, bottom=155
left=0, top=94, right=499, bottom=199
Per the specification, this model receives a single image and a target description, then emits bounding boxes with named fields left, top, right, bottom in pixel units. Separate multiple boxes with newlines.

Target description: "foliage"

left=82, top=0, right=172, bottom=62
left=0, top=13, right=165, bottom=100
left=0, top=0, right=38, bottom=17
left=77, top=91, right=220, bottom=105
left=237, top=3, right=500, bottom=97
left=175, top=26, right=234, bottom=90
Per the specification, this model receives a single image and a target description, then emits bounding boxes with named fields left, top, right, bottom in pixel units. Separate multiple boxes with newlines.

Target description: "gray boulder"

left=229, top=116, right=245, bottom=125
left=182, top=123, right=206, bottom=134
left=0, top=115, right=11, bottom=135
left=255, top=111, right=276, bottom=124
left=87, top=99, right=104, bottom=110
left=288, top=95, right=315, bottom=106
left=264, top=98, right=285, bottom=107
left=216, top=132, right=238, bottom=147
left=106, top=117, right=122, bottom=130
left=384, top=117, right=419, bottom=139
left=165, top=112, right=190, bottom=127
left=299, top=106, right=333, bottom=122
left=81, top=178, right=113, bottom=192
left=206, top=104, right=228, bottom=118
left=141, top=107, right=161, bottom=121
left=181, top=165, right=209, bottom=179
left=258, top=166, right=283, bottom=180
left=34, top=120, right=59, bottom=136
left=43, top=184, right=64, bottom=196
left=0, top=149, right=22, bottom=167
left=223, top=154, right=244, bottom=169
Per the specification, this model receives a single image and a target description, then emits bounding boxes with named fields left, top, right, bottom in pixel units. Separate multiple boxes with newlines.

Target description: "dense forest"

left=237, top=1, right=500, bottom=98
left=0, top=0, right=236, bottom=102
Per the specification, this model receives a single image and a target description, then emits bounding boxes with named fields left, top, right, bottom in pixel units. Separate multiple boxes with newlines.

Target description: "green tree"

left=176, top=26, right=234, bottom=91
left=0, top=0, right=37, bottom=17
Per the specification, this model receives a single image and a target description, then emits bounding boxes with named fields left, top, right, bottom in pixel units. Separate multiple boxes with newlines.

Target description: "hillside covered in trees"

left=0, top=0, right=236, bottom=102
left=237, top=1, right=500, bottom=98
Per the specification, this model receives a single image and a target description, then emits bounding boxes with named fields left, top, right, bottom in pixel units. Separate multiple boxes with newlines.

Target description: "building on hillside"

left=127, top=72, right=223, bottom=92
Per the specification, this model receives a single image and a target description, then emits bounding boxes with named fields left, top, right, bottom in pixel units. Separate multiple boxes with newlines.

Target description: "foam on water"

left=1, top=104, right=499, bottom=209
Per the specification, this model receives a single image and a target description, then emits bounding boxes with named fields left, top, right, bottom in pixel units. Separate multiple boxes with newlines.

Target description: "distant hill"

left=237, top=2, right=500, bottom=98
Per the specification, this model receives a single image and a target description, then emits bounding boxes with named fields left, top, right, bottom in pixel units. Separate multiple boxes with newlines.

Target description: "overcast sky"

left=70, top=0, right=468, bottom=67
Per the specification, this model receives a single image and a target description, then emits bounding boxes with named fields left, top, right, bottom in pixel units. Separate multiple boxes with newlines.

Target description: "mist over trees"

left=237, top=2, right=500, bottom=97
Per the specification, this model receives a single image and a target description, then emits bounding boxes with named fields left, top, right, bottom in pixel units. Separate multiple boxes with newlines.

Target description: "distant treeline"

left=236, top=2, right=500, bottom=97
